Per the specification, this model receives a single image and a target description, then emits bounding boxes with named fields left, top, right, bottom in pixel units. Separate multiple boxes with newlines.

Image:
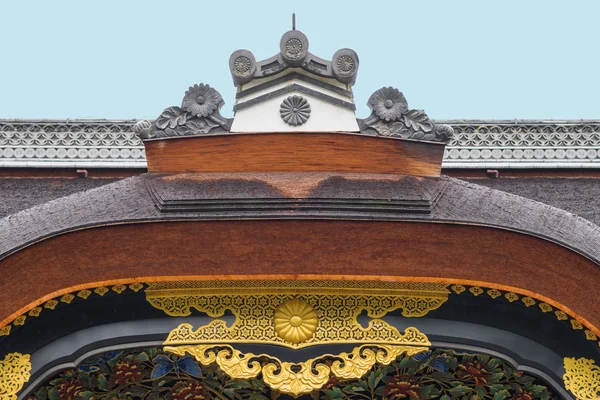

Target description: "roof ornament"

left=358, top=87, right=455, bottom=142
left=134, top=84, right=231, bottom=140
left=229, top=31, right=359, bottom=87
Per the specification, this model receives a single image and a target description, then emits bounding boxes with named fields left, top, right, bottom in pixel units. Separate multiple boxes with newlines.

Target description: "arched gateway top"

left=0, top=27, right=599, bottom=400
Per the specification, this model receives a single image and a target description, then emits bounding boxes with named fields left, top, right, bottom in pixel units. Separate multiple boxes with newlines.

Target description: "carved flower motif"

left=368, top=87, right=408, bottom=122
left=280, top=95, right=311, bottom=126
left=382, top=375, right=424, bottom=399
left=274, top=299, right=318, bottom=343
left=170, top=381, right=209, bottom=400
left=56, top=378, right=83, bottom=400
left=181, top=84, right=223, bottom=118
left=111, top=359, right=145, bottom=386
left=337, top=55, right=355, bottom=73
left=456, top=360, right=492, bottom=386
left=285, top=38, right=303, bottom=58
left=512, top=388, right=536, bottom=400
left=234, top=56, right=252, bottom=75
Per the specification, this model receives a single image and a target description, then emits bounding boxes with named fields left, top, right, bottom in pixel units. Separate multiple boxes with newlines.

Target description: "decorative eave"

left=2, top=120, right=600, bottom=170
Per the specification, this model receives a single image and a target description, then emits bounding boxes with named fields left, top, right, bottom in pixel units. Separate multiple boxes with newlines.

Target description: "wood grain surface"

left=1, top=220, right=599, bottom=330
left=144, top=133, right=445, bottom=177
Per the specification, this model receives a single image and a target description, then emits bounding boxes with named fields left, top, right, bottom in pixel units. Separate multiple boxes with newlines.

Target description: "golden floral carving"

left=469, top=286, right=483, bottom=296
left=60, top=294, right=74, bottom=304
left=0, top=353, right=32, bottom=400
left=522, top=297, right=536, bottom=307
left=44, top=300, right=58, bottom=310
left=563, top=357, right=600, bottom=400
left=94, top=287, right=108, bottom=296
left=112, top=285, right=127, bottom=294
left=274, top=299, right=318, bottom=343
left=505, top=292, right=519, bottom=302
left=149, top=281, right=448, bottom=349
left=165, top=328, right=430, bottom=397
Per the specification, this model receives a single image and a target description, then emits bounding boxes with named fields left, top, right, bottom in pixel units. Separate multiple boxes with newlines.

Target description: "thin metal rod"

left=292, top=13, right=296, bottom=30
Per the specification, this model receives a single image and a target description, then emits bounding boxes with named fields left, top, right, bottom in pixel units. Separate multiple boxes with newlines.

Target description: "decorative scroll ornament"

left=280, top=95, right=311, bottom=126
left=146, top=280, right=449, bottom=348
left=134, top=83, right=231, bottom=140
left=165, top=330, right=430, bottom=396
left=359, top=86, right=454, bottom=143
left=563, top=357, right=600, bottom=400
left=155, top=281, right=444, bottom=396
left=0, top=353, right=31, bottom=400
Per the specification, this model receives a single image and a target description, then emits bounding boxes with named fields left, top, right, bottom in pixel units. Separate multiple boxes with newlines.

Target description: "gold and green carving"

left=0, top=353, right=31, bottom=400
left=158, top=281, right=436, bottom=396
left=165, top=329, right=430, bottom=396
left=563, top=357, right=600, bottom=400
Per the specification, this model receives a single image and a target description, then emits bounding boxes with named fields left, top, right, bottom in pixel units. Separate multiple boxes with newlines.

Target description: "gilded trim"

left=165, top=331, right=430, bottom=396
left=0, top=353, right=31, bottom=400
left=563, top=357, right=600, bottom=400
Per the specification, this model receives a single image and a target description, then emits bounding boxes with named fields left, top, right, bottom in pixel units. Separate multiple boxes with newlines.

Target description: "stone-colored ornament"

left=274, top=299, right=318, bottom=343
left=280, top=95, right=311, bottom=126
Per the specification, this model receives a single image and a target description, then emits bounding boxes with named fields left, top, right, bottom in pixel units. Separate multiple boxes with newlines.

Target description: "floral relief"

left=368, top=87, right=408, bottom=122
left=181, top=84, right=223, bottom=118
left=360, top=86, right=454, bottom=142
left=25, top=348, right=557, bottom=400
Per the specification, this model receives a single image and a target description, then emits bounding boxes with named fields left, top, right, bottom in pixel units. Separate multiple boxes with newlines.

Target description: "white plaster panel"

left=231, top=91, right=359, bottom=133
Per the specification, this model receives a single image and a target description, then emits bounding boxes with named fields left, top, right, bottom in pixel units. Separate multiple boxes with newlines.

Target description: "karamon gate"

left=1, top=28, right=599, bottom=400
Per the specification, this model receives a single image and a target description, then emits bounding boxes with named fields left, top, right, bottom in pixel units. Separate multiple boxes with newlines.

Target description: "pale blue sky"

left=0, top=0, right=598, bottom=120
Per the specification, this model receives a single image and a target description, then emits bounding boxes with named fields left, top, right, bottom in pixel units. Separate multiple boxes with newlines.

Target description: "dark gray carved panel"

left=358, top=87, right=454, bottom=143
left=134, top=84, right=231, bottom=140
left=229, top=30, right=359, bottom=87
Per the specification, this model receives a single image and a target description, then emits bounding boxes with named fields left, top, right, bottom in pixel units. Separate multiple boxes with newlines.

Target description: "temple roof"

left=1, top=173, right=599, bottom=264
left=1, top=119, right=599, bottom=169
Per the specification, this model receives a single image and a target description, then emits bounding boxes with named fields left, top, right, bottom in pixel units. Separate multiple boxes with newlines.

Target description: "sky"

left=0, top=0, right=598, bottom=120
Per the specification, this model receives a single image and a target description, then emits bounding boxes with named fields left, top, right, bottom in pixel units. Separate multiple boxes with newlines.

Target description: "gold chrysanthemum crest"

left=274, top=299, right=318, bottom=343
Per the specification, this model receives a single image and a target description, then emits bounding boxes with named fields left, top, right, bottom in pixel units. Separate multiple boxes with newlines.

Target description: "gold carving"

left=274, top=299, right=318, bottom=343
left=166, top=328, right=430, bottom=397
left=469, top=286, right=483, bottom=296
left=563, top=357, right=600, bottom=400
left=522, top=297, right=536, bottom=307
left=44, top=300, right=58, bottom=310
left=148, top=280, right=447, bottom=349
left=505, top=292, right=519, bottom=302
left=0, top=353, right=31, bottom=400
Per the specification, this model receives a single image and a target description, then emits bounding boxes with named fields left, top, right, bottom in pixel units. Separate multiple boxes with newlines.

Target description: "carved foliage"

left=360, top=87, right=454, bottom=143
left=135, top=84, right=231, bottom=140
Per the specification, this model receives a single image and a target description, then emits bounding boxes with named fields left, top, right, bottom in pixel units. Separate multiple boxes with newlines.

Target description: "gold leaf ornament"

left=274, top=299, right=318, bottom=343
left=0, top=353, right=32, bottom=400
left=563, top=357, right=600, bottom=400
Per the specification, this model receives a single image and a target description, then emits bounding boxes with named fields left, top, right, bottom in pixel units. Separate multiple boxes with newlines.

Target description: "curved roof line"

left=0, top=174, right=598, bottom=264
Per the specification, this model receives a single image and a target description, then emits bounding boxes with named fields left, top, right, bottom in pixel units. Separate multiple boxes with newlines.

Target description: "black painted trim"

left=236, top=72, right=352, bottom=99
left=233, top=84, right=356, bottom=112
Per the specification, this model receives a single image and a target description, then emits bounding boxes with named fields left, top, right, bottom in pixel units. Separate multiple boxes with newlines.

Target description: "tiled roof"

left=1, top=119, right=599, bottom=169
left=0, top=119, right=145, bottom=168
left=442, top=120, right=600, bottom=169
